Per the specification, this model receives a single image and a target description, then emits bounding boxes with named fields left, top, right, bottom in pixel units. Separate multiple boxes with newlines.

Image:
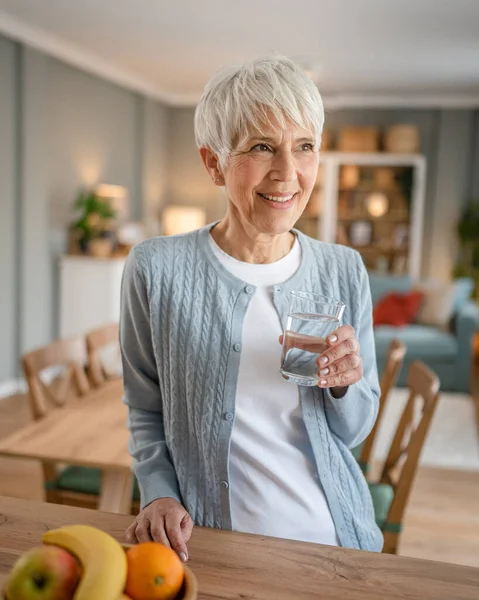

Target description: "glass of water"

left=280, top=291, right=346, bottom=386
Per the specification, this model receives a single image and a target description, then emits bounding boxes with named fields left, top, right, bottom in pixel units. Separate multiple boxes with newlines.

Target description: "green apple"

left=3, top=545, right=80, bottom=600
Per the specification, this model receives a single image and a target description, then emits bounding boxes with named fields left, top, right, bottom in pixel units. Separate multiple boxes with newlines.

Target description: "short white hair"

left=194, top=56, right=325, bottom=167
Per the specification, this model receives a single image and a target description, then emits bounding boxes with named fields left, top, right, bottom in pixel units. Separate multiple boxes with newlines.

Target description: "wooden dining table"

left=0, top=379, right=133, bottom=513
left=0, top=496, right=478, bottom=599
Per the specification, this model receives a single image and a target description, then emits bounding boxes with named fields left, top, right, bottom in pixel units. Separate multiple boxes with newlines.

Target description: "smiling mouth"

left=257, top=192, right=297, bottom=203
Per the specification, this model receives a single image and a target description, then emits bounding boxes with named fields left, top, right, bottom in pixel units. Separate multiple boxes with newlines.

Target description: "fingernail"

left=179, top=552, right=187, bottom=562
left=320, top=379, right=328, bottom=386
left=328, top=335, right=338, bottom=344
left=319, top=356, right=328, bottom=366
left=320, top=367, right=329, bottom=376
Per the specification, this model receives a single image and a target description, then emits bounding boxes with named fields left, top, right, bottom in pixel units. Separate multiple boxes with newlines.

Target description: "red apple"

left=3, top=545, right=80, bottom=600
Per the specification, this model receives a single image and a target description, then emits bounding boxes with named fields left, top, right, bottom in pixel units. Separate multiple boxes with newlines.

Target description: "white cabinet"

left=296, top=152, right=427, bottom=278
left=59, top=256, right=127, bottom=339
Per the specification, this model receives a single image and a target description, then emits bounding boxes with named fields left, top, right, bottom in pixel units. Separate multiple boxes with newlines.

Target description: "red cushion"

left=373, top=291, right=424, bottom=327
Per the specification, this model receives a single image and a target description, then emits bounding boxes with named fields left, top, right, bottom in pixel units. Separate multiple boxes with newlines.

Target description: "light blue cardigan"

left=120, top=224, right=383, bottom=552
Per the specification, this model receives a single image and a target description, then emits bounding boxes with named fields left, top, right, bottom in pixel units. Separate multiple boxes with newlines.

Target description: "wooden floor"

left=1, top=389, right=479, bottom=568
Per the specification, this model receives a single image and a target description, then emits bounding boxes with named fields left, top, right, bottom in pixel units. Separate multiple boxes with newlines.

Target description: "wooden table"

left=0, top=497, right=478, bottom=599
left=0, top=380, right=133, bottom=513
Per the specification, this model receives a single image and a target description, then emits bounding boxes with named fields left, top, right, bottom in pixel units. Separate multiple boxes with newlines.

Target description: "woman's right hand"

left=125, top=497, right=193, bottom=562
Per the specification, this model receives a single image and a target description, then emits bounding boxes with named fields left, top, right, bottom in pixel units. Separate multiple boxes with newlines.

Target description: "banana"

left=42, top=525, right=127, bottom=600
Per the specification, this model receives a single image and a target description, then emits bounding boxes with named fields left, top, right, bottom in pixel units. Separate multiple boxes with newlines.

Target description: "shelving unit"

left=296, top=152, right=427, bottom=278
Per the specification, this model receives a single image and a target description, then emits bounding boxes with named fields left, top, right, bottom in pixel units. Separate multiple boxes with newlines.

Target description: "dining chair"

left=85, top=323, right=121, bottom=388
left=86, top=322, right=141, bottom=510
left=368, top=360, right=440, bottom=554
left=355, top=339, right=407, bottom=478
left=22, top=337, right=101, bottom=508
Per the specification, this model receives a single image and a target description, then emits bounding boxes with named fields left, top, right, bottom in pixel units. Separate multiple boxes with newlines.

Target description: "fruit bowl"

left=1, top=527, right=198, bottom=600
left=122, top=545, right=198, bottom=600
left=170, top=564, right=197, bottom=600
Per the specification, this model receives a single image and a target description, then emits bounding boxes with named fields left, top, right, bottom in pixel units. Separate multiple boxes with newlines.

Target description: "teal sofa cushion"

left=54, top=466, right=140, bottom=501
left=368, top=273, right=412, bottom=307
left=452, top=277, right=474, bottom=314
left=368, top=482, right=395, bottom=530
left=374, top=325, right=457, bottom=362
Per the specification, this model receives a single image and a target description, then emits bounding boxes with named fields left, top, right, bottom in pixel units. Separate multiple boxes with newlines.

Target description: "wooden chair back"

left=22, top=336, right=90, bottom=421
left=86, top=323, right=120, bottom=388
left=380, top=361, right=440, bottom=553
left=358, top=339, right=406, bottom=476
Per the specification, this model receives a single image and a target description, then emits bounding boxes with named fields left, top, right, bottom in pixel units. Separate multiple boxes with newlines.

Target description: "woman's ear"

left=199, top=147, right=224, bottom=186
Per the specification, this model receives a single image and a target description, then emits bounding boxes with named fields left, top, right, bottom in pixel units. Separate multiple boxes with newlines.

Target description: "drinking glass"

left=280, top=291, right=346, bottom=386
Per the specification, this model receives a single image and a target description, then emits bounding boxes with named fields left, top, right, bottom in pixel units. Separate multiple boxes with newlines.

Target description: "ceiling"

left=0, top=0, right=479, bottom=107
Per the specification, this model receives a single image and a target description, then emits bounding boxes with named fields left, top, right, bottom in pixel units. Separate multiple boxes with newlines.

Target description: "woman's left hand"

left=317, top=325, right=363, bottom=395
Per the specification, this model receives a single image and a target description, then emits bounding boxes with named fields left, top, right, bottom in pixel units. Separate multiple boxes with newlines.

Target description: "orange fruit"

left=125, top=542, right=185, bottom=600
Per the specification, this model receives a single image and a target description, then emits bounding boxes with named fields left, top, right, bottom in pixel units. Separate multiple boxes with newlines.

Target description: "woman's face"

left=221, top=118, right=320, bottom=236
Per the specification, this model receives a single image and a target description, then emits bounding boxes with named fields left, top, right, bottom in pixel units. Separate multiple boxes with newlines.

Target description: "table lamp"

left=162, top=205, right=207, bottom=236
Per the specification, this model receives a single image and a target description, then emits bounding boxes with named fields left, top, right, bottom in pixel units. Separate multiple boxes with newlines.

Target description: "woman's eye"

left=251, top=143, right=273, bottom=152
left=300, top=143, right=315, bottom=151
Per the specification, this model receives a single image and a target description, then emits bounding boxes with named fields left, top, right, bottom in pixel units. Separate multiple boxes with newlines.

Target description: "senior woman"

left=120, top=56, right=382, bottom=561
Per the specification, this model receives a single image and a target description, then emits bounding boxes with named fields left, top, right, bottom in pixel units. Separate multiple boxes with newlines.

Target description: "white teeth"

left=261, top=194, right=294, bottom=202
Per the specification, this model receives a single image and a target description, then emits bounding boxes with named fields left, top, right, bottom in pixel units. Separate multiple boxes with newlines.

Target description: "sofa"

left=368, top=274, right=479, bottom=393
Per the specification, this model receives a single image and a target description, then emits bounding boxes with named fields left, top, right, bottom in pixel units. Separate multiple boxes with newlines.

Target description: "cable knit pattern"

left=120, top=223, right=383, bottom=551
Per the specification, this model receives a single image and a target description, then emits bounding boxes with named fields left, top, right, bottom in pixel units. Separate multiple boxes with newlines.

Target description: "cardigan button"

left=220, top=480, right=229, bottom=490
left=233, top=343, right=241, bottom=352
left=224, top=412, right=234, bottom=422
left=245, top=285, right=254, bottom=294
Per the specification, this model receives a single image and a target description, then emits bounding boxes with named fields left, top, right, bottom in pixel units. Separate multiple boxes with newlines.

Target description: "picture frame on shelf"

left=393, top=224, right=409, bottom=248
left=392, top=253, right=408, bottom=274
left=349, top=220, right=373, bottom=246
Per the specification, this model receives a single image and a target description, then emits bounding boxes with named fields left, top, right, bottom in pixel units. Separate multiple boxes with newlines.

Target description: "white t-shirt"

left=209, top=233, right=338, bottom=545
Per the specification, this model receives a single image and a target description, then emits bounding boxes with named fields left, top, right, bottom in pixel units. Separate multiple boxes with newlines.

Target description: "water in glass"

left=280, top=312, right=339, bottom=386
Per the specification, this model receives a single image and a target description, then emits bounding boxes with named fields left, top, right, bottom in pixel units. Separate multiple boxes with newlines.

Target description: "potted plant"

left=70, top=189, right=118, bottom=256
left=453, top=201, right=479, bottom=297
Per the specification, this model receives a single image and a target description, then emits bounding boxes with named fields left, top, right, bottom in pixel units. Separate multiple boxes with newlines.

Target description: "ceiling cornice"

left=0, top=10, right=178, bottom=105
left=1, top=10, right=479, bottom=110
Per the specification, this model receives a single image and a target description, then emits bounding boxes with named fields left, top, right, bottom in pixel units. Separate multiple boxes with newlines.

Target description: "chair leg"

left=382, top=531, right=399, bottom=554
left=42, top=462, right=62, bottom=504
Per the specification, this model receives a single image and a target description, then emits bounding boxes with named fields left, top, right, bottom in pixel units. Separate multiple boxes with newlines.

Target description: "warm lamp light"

left=162, top=205, right=207, bottom=236
left=366, top=193, right=389, bottom=218
left=95, top=184, right=128, bottom=219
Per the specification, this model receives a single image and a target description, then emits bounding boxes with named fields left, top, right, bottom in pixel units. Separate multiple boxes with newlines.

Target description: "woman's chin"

left=254, top=214, right=298, bottom=236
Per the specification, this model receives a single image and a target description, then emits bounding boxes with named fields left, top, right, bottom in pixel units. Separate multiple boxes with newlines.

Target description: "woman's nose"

left=270, top=151, right=297, bottom=182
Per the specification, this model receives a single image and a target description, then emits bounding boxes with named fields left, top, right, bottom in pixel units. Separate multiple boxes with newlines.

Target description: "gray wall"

left=471, top=111, right=479, bottom=201
left=167, top=108, right=226, bottom=222
left=140, top=98, right=170, bottom=233
left=46, top=59, right=142, bottom=340
left=20, top=48, right=52, bottom=354
left=0, top=37, right=18, bottom=381
left=429, top=111, right=475, bottom=280
left=48, top=59, right=140, bottom=247
left=0, top=37, right=169, bottom=380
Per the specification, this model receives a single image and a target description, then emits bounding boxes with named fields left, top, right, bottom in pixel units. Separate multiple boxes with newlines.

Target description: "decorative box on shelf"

left=59, top=255, right=127, bottom=339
